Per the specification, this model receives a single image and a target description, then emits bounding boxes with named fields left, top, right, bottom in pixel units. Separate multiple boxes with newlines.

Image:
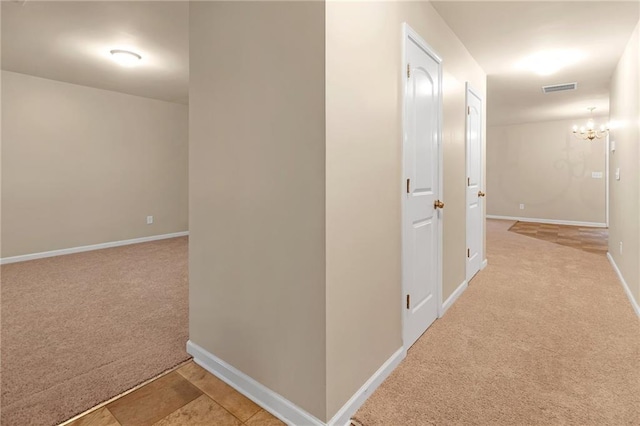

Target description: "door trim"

left=605, top=133, right=610, bottom=227
left=465, top=82, right=484, bottom=282
left=400, top=22, right=444, bottom=348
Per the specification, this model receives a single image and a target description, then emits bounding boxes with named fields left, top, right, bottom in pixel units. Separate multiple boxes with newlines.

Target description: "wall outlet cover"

left=519, top=204, right=525, bottom=210
left=146, top=216, right=154, bottom=225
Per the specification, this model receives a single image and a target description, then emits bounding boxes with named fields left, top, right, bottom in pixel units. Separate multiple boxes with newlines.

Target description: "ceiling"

left=2, top=2, right=638, bottom=116
left=431, top=1, right=640, bottom=126
left=1, top=1, right=188, bottom=104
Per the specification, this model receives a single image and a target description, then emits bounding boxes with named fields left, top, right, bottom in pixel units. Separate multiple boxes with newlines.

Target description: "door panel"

left=411, top=219, right=434, bottom=312
left=403, top=28, right=441, bottom=349
left=466, top=84, right=483, bottom=282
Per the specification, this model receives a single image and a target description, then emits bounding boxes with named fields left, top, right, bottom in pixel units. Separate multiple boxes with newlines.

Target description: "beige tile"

left=539, top=224, right=559, bottom=229
left=177, top=362, right=261, bottom=422
left=107, top=371, right=202, bottom=426
left=68, top=408, right=121, bottom=426
left=245, top=409, right=286, bottom=426
left=510, top=221, right=608, bottom=256
left=153, top=395, right=242, bottom=426
left=515, top=230, right=538, bottom=235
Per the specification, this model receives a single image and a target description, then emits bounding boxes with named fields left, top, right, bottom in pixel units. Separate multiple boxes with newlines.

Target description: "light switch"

left=591, top=172, right=603, bottom=179
left=611, top=140, right=616, bottom=152
left=615, top=168, right=620, bottom=181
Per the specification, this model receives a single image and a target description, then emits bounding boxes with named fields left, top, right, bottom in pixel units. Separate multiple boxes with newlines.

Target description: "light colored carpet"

left=354, top=220, right=640, bottom=425
left=1, top=237, right=189, bottom=426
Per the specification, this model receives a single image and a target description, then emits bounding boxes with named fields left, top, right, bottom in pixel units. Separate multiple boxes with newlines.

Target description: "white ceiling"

left=1, top=1, right=188, bottom=104
left=3, top=2, right=637, bottom=116
left=431, top=1, right=640, bottom=126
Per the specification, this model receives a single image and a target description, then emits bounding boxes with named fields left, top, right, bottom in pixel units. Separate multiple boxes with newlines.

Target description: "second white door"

left=466, top=83, right=483, bottom=282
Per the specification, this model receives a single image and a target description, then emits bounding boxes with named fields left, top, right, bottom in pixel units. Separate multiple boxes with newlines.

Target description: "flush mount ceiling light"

left=109, top=49, right=142, bottom=67
left=572, top=107, right=609, bottom=141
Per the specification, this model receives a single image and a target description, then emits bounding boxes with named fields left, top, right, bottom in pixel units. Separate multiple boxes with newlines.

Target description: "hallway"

left=354, top=219, right=640, bottom=425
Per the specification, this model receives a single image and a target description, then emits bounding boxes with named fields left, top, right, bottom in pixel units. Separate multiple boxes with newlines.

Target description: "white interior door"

left=403, top=25, right=442, bottom=349
left=466, top=83, right=483, bottom=282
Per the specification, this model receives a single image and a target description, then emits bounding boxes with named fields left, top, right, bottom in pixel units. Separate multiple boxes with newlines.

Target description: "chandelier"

left=572, top=107, right=609, bottom=141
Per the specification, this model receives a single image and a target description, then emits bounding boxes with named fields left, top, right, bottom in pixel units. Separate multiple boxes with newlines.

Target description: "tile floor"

left=508, top=221, right=608, bottom=255
left=67, top=361, right=284, bottom=426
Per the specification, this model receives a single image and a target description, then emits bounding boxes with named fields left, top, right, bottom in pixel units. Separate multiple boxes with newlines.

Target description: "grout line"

left=145, top=393, right=209, bottom=426
left=58, top=358, right=193, bottom=426
left=105, top=407, right=123, bottom=426
left=243, top=408, right=264, bottom=424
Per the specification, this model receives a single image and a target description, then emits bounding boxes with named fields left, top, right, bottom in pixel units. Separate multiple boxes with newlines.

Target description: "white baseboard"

left=606, top=253, right=640, bottom=318
left=327, top=347, right=405, bottom=426
left=440, top=280, right=468, bottom=316
left=187, top=340, right=325, bottom=426
left=187, top=340, right=406, bottom=426
left=481, top=259, right=488, bottom=270
left=486, top=215, right=606, bottom=228
left=0, top=231, right=189, bottom=265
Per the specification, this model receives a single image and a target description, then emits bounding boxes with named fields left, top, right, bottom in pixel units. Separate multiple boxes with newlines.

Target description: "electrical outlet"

left=146, top=216, right=154, bottom=225
left=619, top=241, right=623, bottom=255
left=519, top=204, right=525, bottom=210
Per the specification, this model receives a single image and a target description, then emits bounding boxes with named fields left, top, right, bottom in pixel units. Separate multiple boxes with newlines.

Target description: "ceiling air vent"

left=542, top=82, right=577, bottom=94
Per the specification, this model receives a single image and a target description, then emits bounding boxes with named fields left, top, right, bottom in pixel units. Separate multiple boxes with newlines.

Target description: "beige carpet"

left=1, top=237, right=190, bottom=426
left=354, top=220, right=640, bottom=425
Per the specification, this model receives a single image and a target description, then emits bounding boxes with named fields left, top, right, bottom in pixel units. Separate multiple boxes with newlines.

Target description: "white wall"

left=608, top=20, right=640, bottom=310
left=188, top=2, right=327, bottom=420
left=487, top=118, right=607, bottom=225
left=1, top=71, right=189, bottom=258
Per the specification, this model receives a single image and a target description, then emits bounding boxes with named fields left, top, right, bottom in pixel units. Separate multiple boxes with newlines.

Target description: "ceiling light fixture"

left=572, top=107, right=609, bottom=141
left=109, top=49, right=142, bottom=67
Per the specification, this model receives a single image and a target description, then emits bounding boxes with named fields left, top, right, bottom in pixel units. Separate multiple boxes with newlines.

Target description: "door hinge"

left=468, top=177, right=470, bottom=186
left=406, top=294, right=410, bottom=309
left=467, top=248, right=470, bottom=258
left=407, top=63, right=410, bottom=78
left=406, top=178, right=410, bottom=194
left=467, top=106, right=470, bottom=115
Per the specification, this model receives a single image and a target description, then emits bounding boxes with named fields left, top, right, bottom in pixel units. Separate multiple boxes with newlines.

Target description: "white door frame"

left=400, top=22, right=444, bottom=348
left=465, top=82, right=484, bottom=280
left=605, top=133, right=610, bottom=227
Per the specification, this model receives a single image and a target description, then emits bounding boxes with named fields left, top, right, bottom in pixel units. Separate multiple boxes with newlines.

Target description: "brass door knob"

left=478, top=191, right=486, bottom=197
left=434, top=200, right=445, bottom=209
